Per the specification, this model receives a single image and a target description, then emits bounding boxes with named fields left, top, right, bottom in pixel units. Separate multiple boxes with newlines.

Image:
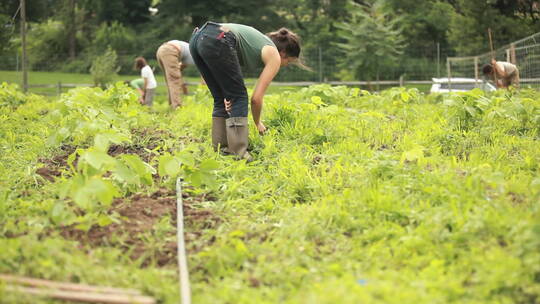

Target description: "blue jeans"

left=189, top=22, right=249, bottom=118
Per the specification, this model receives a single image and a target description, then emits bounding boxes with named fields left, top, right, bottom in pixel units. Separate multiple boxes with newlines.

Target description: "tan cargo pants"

left=156, top=43, right=184, bottom=108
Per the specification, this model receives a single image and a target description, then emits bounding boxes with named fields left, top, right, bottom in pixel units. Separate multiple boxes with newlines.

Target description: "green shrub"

left=90, top=47, right=120, bottom=88
left=92, top=22, right=136, bottom=73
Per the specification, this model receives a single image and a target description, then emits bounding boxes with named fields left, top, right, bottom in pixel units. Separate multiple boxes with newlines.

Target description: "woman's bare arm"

left=251, top=45, right=280, bottom=134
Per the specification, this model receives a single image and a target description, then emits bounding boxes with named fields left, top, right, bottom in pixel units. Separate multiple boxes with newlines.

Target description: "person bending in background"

left=134, top=57, right=157, bottom=106
left=189, top=21, right=305, bottom=160
left=482, top=59, right=520, bottom=89
left=124, top=78, right=144, bottom=103
left=156, top=40, right=194, bottom=109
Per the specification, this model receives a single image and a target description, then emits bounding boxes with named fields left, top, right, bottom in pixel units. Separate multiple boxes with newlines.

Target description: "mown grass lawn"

left=0, top=70, right=299, bottom=96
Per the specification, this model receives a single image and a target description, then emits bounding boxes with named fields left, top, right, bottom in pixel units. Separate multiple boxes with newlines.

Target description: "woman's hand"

left=256, top=121, right=267, bottom=135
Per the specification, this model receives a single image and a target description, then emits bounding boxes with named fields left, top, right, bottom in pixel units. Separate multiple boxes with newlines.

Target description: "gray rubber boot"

left=211, top=117, right=228, bottom=152
left=225, top=117, right=252, bottom=161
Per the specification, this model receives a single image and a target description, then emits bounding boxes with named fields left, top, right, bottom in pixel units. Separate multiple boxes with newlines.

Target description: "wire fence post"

left=474, top=56, right=479, bottom=83
left=447, top=32, right=540, bottom=89
left=56, top=82, right=62, bottom=96
left=318, top=47, right=323, bottom=83
left=446, top=58, right=452, bottom=92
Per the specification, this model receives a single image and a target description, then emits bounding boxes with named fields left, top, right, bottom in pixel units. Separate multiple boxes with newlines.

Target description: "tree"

left=335, top=0, right=406, bottom=83
left=385, top=0, right=454, bottom=56
left=448, top=0, right=538, bottom=55
left=0, top=0, right=61, bottom=56
left=81, top=0, right=152, bottom=26
left=269, top=0, right=349, bottom=80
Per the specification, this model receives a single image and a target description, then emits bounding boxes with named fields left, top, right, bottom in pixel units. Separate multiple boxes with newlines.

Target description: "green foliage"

left=335, top=0, right=406, bottom=81
left=90, top=47, right=120, bottom=88
left=4, top=0, right=540, bottom=80
left=385, top=0, right=453, bottom=55
left=21, top=20, right=68, bottom=69
left=448, top=0, right=536, bottom=55
left=92, top=21, right=137, bottom=73
left=158, top=151, right=219, bottom=189
left=0, top=13, right=14, bottom=54
left=2, top=82, right=540, bottom=303
left=0, top=82, right=34, bottom=107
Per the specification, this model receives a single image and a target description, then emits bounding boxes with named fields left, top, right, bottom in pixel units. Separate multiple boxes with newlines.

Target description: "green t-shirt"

left=221, top=23, right=276, bottom=71
left=130, top=78, right=144, bottom=89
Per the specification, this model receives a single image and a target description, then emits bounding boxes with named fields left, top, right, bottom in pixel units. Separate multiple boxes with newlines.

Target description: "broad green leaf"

left=80, top=149, right=116, bottom=170
left=97, top=214, right=114, bottom=227
left=176, top=151, right=195, bottom=167
left=120, top=154, right=155, bottom=185
left=158, top=154, right=182, bottom=177
left=400, top=147, right=424, bottom=164
left=199, top=159, right=219, bottom=172
left=189, top=171, right=203, bottom=187
left=113, top=161, right=139, bottom=185
left=86, top=177, right=118, bottom=207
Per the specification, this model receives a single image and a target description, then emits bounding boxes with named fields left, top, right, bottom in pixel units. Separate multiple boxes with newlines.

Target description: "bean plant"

left=0, top=82, right=539, bottom=303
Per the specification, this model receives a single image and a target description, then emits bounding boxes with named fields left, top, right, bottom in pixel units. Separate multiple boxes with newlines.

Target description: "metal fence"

left=447, top=32, right=540, bottom=89
left=0, top=44, right=451, bottom=83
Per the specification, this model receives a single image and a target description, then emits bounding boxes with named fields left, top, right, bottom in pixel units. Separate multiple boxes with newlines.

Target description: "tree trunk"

left=68, top=0, right=76, bottom=60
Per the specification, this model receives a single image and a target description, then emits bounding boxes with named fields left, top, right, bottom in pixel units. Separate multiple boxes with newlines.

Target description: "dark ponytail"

left=267, top=28, right=301, bottom=58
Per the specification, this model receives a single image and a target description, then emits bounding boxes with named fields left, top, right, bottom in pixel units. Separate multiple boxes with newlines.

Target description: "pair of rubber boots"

left=212, top=117, right=252, bottom=161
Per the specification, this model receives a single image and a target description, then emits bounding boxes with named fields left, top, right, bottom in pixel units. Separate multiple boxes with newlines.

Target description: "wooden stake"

left=5, top=285, right=156, bottom=304
left=488, top=28, right=498, bottom=86
left=0, top=274, right=141, bottom=295
left=0, top=274, right=155, bottom=304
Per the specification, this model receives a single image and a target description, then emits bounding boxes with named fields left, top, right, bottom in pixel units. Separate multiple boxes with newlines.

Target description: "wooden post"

left=488, top=28, right=498, bottom=87
left=68, top=0, right=76, bottom=60
left=399, top=75, right=404, bottom=87
left=446, top=58, right=452, bottom=92
left=20, top=0, right=28, bottom=93
left=318, top=47, right=323, bottom=83
left=57, top=82, right=62, bottom=96
left=510, top=43, right=516, bottom=64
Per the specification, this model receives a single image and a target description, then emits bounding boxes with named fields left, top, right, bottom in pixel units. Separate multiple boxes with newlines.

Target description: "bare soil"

left=60, top=187, right=220, bottom=267
left=36, top=145, right=76, bottom=182
left=37, top=128, right=218, bottom=267
left=36, top=128, right=203, bottom=182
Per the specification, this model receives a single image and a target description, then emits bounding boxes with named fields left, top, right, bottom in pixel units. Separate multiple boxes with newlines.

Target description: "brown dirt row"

left=60, top=187, right=220, bottom=267
left=35, top=128, right=218, bottom=267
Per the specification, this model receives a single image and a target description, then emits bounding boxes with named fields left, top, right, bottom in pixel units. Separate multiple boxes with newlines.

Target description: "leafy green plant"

left=2, top=83, right=540, bottom=304
left=90, top=47, right=120, bottom=88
